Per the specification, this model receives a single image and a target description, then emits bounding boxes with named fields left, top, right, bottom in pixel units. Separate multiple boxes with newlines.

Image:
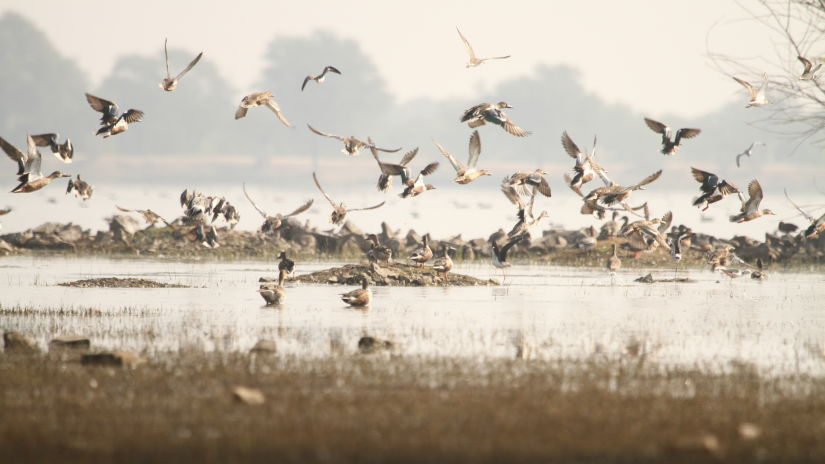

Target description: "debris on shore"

left=280, top=262, right=496, bottom=287
left=58, top=277, right=188, bottom=288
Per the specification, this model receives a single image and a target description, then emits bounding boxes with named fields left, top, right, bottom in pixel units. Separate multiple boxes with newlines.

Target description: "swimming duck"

left=159, top=38, right=203, bottom=91
left=690, top=167, right=739, bottom=211
left=340, top=277, right=371, bottom=307
left=561, top=131, right=608, bottom=192
left=235, top=92, right=292, bottom=127
left=733, top=74, right=770, bottom=107
left=501, top=183, right=548, bottom=237
left=797, top=56, right=821, bottom=80
left=432, top=245, right=456, bottom=280
left=579, top=170, right=663, bottom=218
left=409, top=234, right=433, bottom=267
left=399, top=161, right=439, bottom=199
left=434, top=130, right=491, bottom=184
left=730, top=180, right=775, bottom=223
left=66, top=174, right=93, bottom=200
left=242, top=183, right=313, bottom=235
left=301, top=65, right=341, bottom=91
left=312, top=172, right=385, bottom=225
left=308, top=124, right=400, bottom=156
left=278, top=251, right=295, bottom=276
left=30, top=133, right=73, bottom=163
left=784, top=188, right=825, bottom=239
left=2, top=135, right=71, bottom=193
left=456, top=27, right=510, bottom=68
left=85, top=93, right=144, bottom=138
left=501, top=169, right=552, bottom=201
left=491, top=232, right=525, bottom=280
left=735, top=141, right=765, bottom=168
left=366, top=233, right=393, bottom=264
left=643, top=118, right=701, bottom=156
left=607, top=243, right=621, bottom=273
left=370, top=143, right=418, bottom=192
left=461, top=102, right=530, bottom=137
left=259, top=269, right=287, bottom=305
left=115, top=205, right=170, bottom=228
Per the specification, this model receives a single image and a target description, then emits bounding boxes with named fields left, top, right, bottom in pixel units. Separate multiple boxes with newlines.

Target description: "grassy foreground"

left=1, top=352, right=824, bottom=463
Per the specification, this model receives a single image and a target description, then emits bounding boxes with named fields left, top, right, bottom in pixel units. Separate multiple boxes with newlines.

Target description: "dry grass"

left=1, top=352, right=823, bottom=463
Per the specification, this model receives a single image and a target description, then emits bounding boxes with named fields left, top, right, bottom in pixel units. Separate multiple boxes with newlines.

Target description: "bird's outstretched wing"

left=284, top=199, right=314, bottom=218
left=307, top=124, right=345, bottom=142
left=348, top=201, right=386, bottom=213
left=264, top=100, right=292, bottom=127
left=312, top=172, right=337, bottom=207
left=175, top=51, right=203, bottom=81
left=242, top=183, right=269, bottom=218
left=456, top=27, right=477, bottom=60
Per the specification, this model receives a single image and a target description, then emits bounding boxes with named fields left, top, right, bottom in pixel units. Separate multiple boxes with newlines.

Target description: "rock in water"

left=250, top=339, right=277, bottom=354
left=81, top=350, right=145, bottom=368
left=3, top=331, right=39, bottom=354
left=358, top=335, right=394, bottom=354
left=49, top=335, right=91, bottom=352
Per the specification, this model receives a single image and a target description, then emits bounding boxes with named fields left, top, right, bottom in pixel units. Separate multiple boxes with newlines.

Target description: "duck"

left=301, top=65, right=341, bottom=91
left=706, top=244, right=743, bottom=272
left=409, top=234, right=433, bottom=267
left=797, top=56, right=821, bottom=80
left=501, top=169, right=552, bottom=200
left=491, top=233, right=525, bottom=280
left=308, top=124, right=400, bottom=156
left=259, top=269, right=287, bottom=305
left=66, top=174, right=93, bottom=200
left=235, top=92, right=292, bottom=127
left=341, top=277, right=372, bottom=307
left=159, top=38, right=203, bottom=91
left=434, top=130, right=491, bottom=184
left=598, top=212, right=623, bottom=240
left=456, top=27, right=510, bottom=68
left=370, top=144, right=418, bottom=192
left=784, top=188, right=825, bottom=239
left=501, top=181, right=549, bottom=237
left=690, top=167, right=739, bottom=211
left=277, top=251, right=295, bottom=276
left=30, top=133, right=73, bottom=163
left=733, top=74, right=770, bottom=107
left=607, top=243, right=621, bottom=273
left=85, top=93, right=144, bottom=138
left=719, top=267, right=752, bottom=279
left=432, top=246, right=455, bottom=280
left=312, top=172, right=385, bottom=225
left=730, top=180, right=775, bottom=223
left=622, top=211, right=672, bottom=256
left=561, top=131, right=609, bottom=192
left=399, top=161, right=439, bottom=198
left=365, top=233, right=393, bottom=264
left=115, top=205, right=170, bottom=228
left=735, top=141, right=765, bottom=168
left=242, top=183, right=313, bottom=235
left=579, top=170, right=663, bottom=218
left=461, top=102, right=530, bottom=137
left=643, top=118, right=701, bottom=156
left=750, top=259, right=768, bottom=280
left=2, top=135, right=71, bottom=193
left=185, top=223, right=220, bottom=248
left=668, top=232, right=691, bottom=261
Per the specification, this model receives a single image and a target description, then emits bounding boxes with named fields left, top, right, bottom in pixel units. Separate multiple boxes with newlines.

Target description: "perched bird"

left=115, top=205, right=170, bottom=228
left=242, top=183, right=313, bottom=235
left=502, top=169, right=552, bottom=201
left=85, top=93, right=144, bottom=138
left=579, top=170, right=663, bottom=218
left=301, top=65, right=341, bottom=91
left=435, top=130, right=491, bottom=184
left=797, top=55, right=821, bottom=81
left=340, top=277, right=372, bottom=307
left=432, top=246, right=456, bottom=280
left=607, top=243, right=621, bottom=273
left=370, top=143, right=419, bottom=192
left=730, top=180, right=775, bottom=223
left=784, top=188, right=825, bottom=239
left=159, top=38, right=203, bottom=91
left=365, top=233, right=392, bottom=264
left=2, top=135, right=70, bottom=193
left=456, top=27, right=510, bottom=68
left=643, top=118, right=701, bottom=156
left=235, top=92, right=292, bottom=127
left=409, top=234, right=433, bottom=267
left=277, top=251, right=295, bottom=276
left=30, top=133, right=73, bottom=163
left=312, top=172, right=385, bottom=225
left=561, top=131, right=607, bottom=192
left=461, top=102, right=530, bottom=137
left=690, top=167, right=739, bottom=211
left=399, top=161, right=439, bottom=199
left=490, top=233, right=525, bottom=280
left=307, top=124, right=400, bottom=156
left=259, top=270, right=287, bottom=305
left=735, top=141, right=765, bottom=168
left=751, top=259, right=767, bottom=280
left=733, top=74, right=770, bottom=107
left=66, top=174, right=93, bottom=200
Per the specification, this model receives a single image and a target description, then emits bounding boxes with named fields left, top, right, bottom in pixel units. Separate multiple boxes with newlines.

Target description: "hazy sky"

left=0, top=0, right=768, bottom=118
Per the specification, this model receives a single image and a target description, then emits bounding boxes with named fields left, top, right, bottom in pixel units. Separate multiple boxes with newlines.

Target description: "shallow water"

left=1, top=256, right=823, bottom=375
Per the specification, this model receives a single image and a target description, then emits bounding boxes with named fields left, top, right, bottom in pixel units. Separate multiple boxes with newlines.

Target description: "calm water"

left=1, top=256, right=823, bottom=375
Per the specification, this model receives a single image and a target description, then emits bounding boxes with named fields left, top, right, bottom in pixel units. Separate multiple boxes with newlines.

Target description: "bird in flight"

left=159, top=38, right=203, bottom=91
left=461, top=102, right=529, bottom=137
left=434, top=130, right=491, bottom=184
left=643, top=118, right=700, bottom=156
left=307, top=124, right=400, bottom=156
left=235, top=92, right=292, bottom=127
left=735, top=141, right=765, bottom=168
left=797, top=56, right=822, bottom=81
left=302, top=66, right=342, bottom=91
left=733, top=74, right=770, bottom=107
left=456, top=27, right=510, bottom=68
left=2, top=135, right=70, bottom=193
left=85, top=93, right=144, bottom=138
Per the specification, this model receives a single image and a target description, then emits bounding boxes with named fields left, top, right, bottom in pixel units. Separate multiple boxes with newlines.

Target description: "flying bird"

left=2, top=135, right=70, bottom=193
left=159, top=38, right=203, bottom=91
left=501, top=169, right=552, bottom=205
left=30, top=133, right=73, bottom=163
left=797, top=55, right=822, bottom=80
left=784, top=189, right=825, bottom=239
left=66, top=174, right=93, bottom=200
left=735, top=141, right=765, bottom=167
left=730, top=180, right=775, bottom=223
left=235, top=92, right=292, bottom=127
left=579, top=170, right=663, bottom=218
left=461, top=102, right=530, bottom=137
left=643, top=118, right=701, bottom=156
left=242, top=183, right=313, bottom=234
left=85, top=93, right=144, bottom=138
left=434, top=130, right=491, bottom=184
left=307, top=124, right=400, bottom=156
left=399, top=161, right=439, bottom=198
left=561, top=131, right=607, bottom=191
left=301, top=66, right=341, bottom=91
left=370, top=143, right=419, bottom=192
left=733, top=74, right=770, bottom=107
left=312, top=172, right=385, bottom=225
left=115, top=205, right=170, bottom=227
left=690, top=167, right=739, bottom=211
left=503, top=184, right=549, bottom=238
left=456, top=27, right=510, bottom=68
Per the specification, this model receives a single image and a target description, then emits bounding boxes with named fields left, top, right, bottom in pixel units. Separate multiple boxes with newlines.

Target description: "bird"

left=159, top=38, right=203, bottom=91
left=579, top=170, right=663, bottom=219
left=66, top=174, right=93, bottom=200
left=456, top=27, right=510, bottom=68
left=85, top=93, right=144, bottom=138
left=301, top=65, right=341, bottom=91
left=733, top=74, right=770, bottom=107
left=115, top=205, right=170, bottom=228
left=561, top=131, right=607, bottom=192
left=432, top=246, right=456, bottom=280
left=434, top=130, right=491, bottom=184
left=622, top=211, right=672, bottom=255
left=235, top=92, right=292, bottom=127
left=751, top=259, right=768, bottom=280
left=491, top=233, right=525, bottom=281
left=643, top=118, right=701, bottom=156
left=501, top=169, right=552, bottom=201
left=797, top=55, right=822, bottom=80
left=365, top=233, right=392, bottom=264
left=340, top=277, right=372, bottom=307
left=690, top=167, right=739, bottom=211
left=312, top=172, right=385, bottom=225
left=277, top=251, right=295, bottom=276
left=369, top=143, right=419, bottom=192
left=259, top=269, right=287, bottom=305
left=668, top=233, right=691, bottom=262
left=307, top=124, right=400, bottom=156
left=718, top=267, right=752, bottom=279
left=185, top=223, right=220, bottom=248
left=399, top=161, right=439, bottom=199
left=777, top=221, right=799, bottom=234
left=409, top=234, right=433, bottom=267
left=2, top=135, right=71, bottom=193
left=735, top=141, right=765, bottom=167
left=784, top=188, right=825, bottom=239
left=0, top=207, right=10, bottom=216
left=30, top=133, right=73, bottom=163
left=502, top=183, right=548, bottom=238
left=461, top=102, right=530, bottom=137
left=730, top=180, right=775, bottom=223
left=242, top=183, right=313, bottom=235
left=607, top=243, right=621, bottom=273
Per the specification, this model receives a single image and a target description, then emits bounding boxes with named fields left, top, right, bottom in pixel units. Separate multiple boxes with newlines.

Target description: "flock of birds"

left=2, top=32, right=825, bottom=308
